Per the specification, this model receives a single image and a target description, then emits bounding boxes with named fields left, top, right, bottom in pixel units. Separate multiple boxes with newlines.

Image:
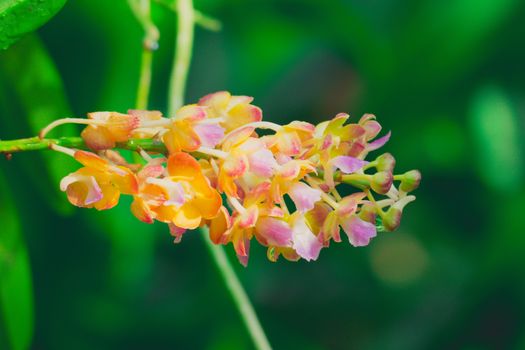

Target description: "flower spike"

left=39, top=91, right=420, bottom=265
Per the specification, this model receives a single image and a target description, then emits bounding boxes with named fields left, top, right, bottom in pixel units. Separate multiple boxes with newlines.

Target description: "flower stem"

left=203, top=231, right=272, bottom=350
left=167, top=0, right=194, bottom=116
left=0, top=137, right=167, bottom=154
left=166, top=2, right=272, bottom=348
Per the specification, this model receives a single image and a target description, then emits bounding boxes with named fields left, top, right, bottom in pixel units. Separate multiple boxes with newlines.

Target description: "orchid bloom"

left=198, top=91, right=262, bottom=132
left=60, top=151, right=138, bottom=210
left=81, top=111, right=140, bottom=150
left=321, top=193, right=377, bottom=247
left=218, top=126, right=278, bottom=198
left=131, top=152, right=222, bottom=235
left=162, top=104, right=224, bottom=153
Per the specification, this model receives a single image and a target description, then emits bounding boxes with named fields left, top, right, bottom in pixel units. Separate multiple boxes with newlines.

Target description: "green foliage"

left=0, top=171, right=34, bottom=350
left=0, top=0, right=67, bottom=50
left=0, top=34, right=76, bottom=214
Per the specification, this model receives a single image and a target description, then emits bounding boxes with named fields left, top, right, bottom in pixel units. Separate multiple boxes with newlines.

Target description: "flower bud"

left=358, top=202, right=377, bottom=223
left=382, top=195, right=416, bottom=231
left=382, top=207, right=402, bottom=232
left=370, top=171, right=393, bottom=194
left=399, top=170, right=421, bottom=192
left=375, top=153, right=396, bottom=172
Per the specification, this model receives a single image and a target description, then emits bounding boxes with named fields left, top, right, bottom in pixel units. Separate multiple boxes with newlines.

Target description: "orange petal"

left=162, top=128, right=182, bottom=153
left=81, top=126, right=116, bottom=150
left=193, top=189, right=222, bottom=219
left=110, top=167, right=139, bottom=195
left=167, top=152, right=202, bottom=179
left=93, top=183, right=120, bottom=210
left=218, top=170, right=238, bottom=197
left=209, top=206, right=231, bottom=244
left=74, top=151, right=108, bottom=171
left=131, top=197, right=155, bottom=223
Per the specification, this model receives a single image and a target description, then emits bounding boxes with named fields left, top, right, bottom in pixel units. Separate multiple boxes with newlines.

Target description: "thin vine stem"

left=128, top=0, right=159, bottom=110
left=167, top=0, right=194, bottom=115
left=203, top=231, right=272, bottom=350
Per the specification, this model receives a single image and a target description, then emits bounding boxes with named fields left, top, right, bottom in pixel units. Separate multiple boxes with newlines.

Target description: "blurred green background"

left=1, top=0, right=525, bottom=349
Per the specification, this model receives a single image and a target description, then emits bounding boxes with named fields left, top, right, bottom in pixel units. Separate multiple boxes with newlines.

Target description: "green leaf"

left=0, top=34, right=76, bottom=214
left=0, top=170, right=34, bottom=350
left=0, top=0, right=67, bottom=50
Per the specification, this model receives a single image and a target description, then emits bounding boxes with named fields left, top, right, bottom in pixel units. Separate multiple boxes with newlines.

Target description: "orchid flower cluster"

left=43, top=91, right=420, bottom=266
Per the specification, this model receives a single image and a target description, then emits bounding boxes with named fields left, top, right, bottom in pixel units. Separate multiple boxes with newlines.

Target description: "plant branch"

left=153, top=0, right=221, bottom=31
left=0, top=137, right=167, bottom=154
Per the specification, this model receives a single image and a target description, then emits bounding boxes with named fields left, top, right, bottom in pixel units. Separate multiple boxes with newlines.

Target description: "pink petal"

left=336, top=192, right=367, bottom=216
left=176, top=104, right=207, bottom=121
left=228, top=95, right=254, bottom=108
left=276, top=131, right=302, bottom=156
left=291, top=215, right=322, bottom=261
left=168, top=223, right=187, bottom=243
left=324, top=156, right=367, bottom=188
left=198, top=91, right=231, bottom=107
left=332, top=156, right=368, bottom=174
left=367, top=131, right=391, bottom=151
left=223, top=156, right=248, bottom=178
left=147, top=178, right=186, bottom=207
left=238, top=206, right=259, bottom=229
left=236, top=238, right=250, bottom=267
left=221, top=126, right=255, bottom=151
left=60, top=173, right=103, bottom=205
left=288, top=182, right=322, bottom=214
left=138, top=158, right=166, bottom=180
left=247, top=182, right=271, bottom=203
left=341, top=215, right=376, bottom=247
left=248, top=149, right=277, bottom=178
left=194, top=123, right=225, bottom=148
left=278, top=161, right=300, bottom=179
left=287, top=120, right=315, bottom=133
left=362, top=120, right=382, bottom=140
left=256, top=217, right=293, bottom=247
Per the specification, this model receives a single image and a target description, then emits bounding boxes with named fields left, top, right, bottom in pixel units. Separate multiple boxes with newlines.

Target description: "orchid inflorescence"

left=41, top=91, right=420, bottom=266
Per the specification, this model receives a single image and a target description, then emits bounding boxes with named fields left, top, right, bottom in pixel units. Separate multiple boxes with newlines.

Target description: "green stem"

left=0, top=137, right=167, bottom=154
left=167, top=0, right=194, bottom=115
left=153, top=0, right=222, bottom=31
left=129, top=0, right=159, bottom=110
left=136, top=48, right=154, bottom=110
left=203, top=232, right=272, bottom=350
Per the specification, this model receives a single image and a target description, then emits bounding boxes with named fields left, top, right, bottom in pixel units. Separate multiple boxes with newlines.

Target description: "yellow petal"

left=93, top=183, right=120, bottom=210
left=209, top=206, right=231, bottom=244
left=131, top=197, right=155, bottom=223
left=172, top=203, right=202, bottom=229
